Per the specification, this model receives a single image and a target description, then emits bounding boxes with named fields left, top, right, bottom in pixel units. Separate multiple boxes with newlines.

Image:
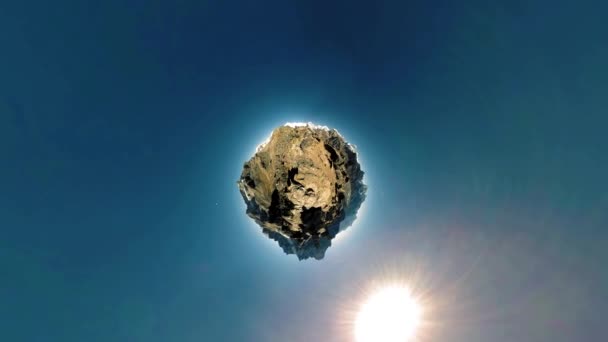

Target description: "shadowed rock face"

left=237, top=123, right=367, bottom=260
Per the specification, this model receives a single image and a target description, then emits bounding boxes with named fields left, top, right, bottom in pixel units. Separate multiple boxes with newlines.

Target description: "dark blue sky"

left=1, top=1, right=607, bottom=341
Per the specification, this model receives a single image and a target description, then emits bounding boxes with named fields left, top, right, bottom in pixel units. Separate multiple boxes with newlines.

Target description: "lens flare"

left=355, top=285, right=421, bottom=342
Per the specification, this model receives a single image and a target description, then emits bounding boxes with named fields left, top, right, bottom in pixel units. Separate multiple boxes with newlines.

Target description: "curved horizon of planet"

left=237, top=122, right=367, bottom=260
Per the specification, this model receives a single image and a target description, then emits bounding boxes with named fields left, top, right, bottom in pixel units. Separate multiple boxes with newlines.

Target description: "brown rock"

left=237, top=123, right=367, bottom=260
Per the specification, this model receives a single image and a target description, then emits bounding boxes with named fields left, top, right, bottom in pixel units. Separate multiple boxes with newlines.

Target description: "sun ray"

left=355, top=285, right=422, bottom=342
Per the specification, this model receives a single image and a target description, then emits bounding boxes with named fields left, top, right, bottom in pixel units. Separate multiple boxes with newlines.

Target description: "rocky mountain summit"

left=238, top=123, right=367, bottom=260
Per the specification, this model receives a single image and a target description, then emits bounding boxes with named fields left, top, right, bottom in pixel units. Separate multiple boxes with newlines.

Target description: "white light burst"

left=355, top=285, right=422, bottom=342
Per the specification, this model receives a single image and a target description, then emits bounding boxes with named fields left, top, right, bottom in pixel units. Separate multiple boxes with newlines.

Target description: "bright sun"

left=355, top=286, right=421, bottom=342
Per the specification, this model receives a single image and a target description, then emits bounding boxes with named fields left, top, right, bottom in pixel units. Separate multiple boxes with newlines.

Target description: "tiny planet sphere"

left=237, top=122, right=367, bottom=260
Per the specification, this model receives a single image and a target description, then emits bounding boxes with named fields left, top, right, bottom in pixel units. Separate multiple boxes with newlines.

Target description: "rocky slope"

left=237, top=123, right=367, bottom=260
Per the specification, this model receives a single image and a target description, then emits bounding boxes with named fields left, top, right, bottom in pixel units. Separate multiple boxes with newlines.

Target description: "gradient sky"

left=1, top=1, right=607, bottom=341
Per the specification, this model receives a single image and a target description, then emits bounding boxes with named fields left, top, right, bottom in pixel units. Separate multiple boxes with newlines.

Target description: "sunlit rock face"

left=238, top=123, right=367, bottom=260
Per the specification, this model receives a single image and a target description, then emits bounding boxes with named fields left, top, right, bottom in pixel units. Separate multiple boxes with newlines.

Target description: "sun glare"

left=355, top=286, right=421, bottom=342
